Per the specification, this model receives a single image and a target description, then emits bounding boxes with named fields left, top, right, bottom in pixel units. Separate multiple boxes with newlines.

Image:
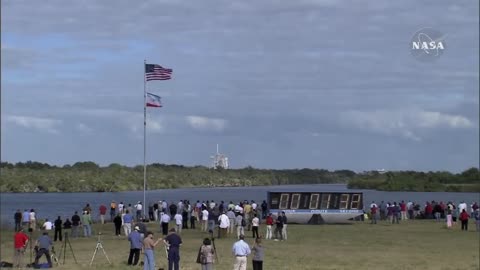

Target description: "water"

left=1, top=184, right=478, bottom=228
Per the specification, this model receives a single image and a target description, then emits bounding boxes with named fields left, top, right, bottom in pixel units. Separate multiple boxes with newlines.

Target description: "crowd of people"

left=11, top=198, right=479, bottom=269
left=11, top=199, right=281, bottom=270
left=367, top=200, right=480, bottom=231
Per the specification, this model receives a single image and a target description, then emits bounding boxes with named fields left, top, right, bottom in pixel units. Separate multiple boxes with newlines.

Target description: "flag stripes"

left=145, top=64, right=172, bottom=81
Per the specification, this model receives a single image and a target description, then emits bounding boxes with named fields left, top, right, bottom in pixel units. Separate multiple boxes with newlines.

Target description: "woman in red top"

left=459, top=209, right=470, bottom=231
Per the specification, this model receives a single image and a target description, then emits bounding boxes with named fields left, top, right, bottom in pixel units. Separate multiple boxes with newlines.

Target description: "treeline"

left=0, top=161, right=478, bottom=193
left=347, top=168, right=480, bottom=192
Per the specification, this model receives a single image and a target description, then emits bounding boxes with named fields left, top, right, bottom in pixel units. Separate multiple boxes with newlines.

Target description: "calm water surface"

left=1, top=184, right=478, bottom=228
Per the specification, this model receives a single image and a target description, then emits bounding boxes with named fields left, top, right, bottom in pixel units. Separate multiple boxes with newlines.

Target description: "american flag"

left=145, top=64, right=172, bottom=81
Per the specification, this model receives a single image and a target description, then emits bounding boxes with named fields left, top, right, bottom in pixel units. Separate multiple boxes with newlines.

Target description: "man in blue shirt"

left=164, top=228, right=182, bottom=270
left=232, top=235, right=251, bottom=270
left=123, top=210, right=134, bottom=236
left=34, top=232, right=53, bottom=268
left=22, top=209, right=30, bottom=229
left=127, top=226, right=142, bottom=266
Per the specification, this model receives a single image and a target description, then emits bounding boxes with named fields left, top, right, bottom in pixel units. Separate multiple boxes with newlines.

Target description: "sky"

left=1, top=0, right=479, bottom=172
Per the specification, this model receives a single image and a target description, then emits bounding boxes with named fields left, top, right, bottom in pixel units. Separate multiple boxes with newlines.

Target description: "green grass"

left=1, top=220, right=479, bottom=270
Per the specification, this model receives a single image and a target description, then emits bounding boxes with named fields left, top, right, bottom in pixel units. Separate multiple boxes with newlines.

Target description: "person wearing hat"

left=164, top=228, right=183, bottom=270
left=127, top=226, right=142, bottom=266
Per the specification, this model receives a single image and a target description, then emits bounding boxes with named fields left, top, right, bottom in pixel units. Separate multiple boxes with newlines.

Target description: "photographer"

left=34, top=232, right=53, bottom=268
left=13, top=227, right=29, bottom=268
left=197, top=237, right=215, bottom=270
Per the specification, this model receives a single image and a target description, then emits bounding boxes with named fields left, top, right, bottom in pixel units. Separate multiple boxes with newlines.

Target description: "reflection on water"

left=1, top=184, right=478, bottom=228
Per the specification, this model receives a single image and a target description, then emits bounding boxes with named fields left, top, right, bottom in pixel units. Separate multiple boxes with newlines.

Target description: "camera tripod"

left=58, top=232, right=78, bottom=264
left=89, top=233, right=111, bottom=266
left=209, top=230, right=219, bottom=263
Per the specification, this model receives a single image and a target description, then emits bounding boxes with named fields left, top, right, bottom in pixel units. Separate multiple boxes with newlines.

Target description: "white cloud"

left=340, top=110, right=474, bottom=141
left=76, top=123, right=93, bottom=134
left=125, top=114, right=164, bottom=137
left=415, top=111, right=473, bottom=129
left=186, top=115, right=227, bottom=132
left=5, top=115, right=62, bottom=134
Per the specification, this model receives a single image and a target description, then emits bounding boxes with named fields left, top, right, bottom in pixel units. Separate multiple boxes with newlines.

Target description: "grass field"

left=1, top=220, right=479, bottom=270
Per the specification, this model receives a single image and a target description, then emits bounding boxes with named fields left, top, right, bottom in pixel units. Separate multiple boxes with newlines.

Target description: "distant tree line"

left=0, top=161, right=478, bottom=193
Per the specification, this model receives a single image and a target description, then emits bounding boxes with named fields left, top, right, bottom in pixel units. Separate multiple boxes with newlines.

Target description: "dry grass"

left=1, top=220, right=479, bottom=270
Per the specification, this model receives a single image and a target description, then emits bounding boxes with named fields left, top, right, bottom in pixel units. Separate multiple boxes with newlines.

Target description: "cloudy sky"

left=1, top=0, right=478, bottom=172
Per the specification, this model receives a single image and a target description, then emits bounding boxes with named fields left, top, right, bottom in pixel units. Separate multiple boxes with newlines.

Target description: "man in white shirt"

left=160, top=211, right=171, bottom=236
left=235, top=204, right=243, bottom=214
left=218, top=212, right=230, bottom=238
left=174, top=213, right=183, bottom=234
left=201, top=209, right=209, bottom=232
left=117, top=202, right=124, bottom=214
left=42, top=219, right=53, bottom=231
left=370, top=201, right=378, bottom=209
left=135, top=202, right=143, bottom=221
left=209, top=201, right=216, bottom=210
left=162, top=201, right=168, bottom=211
left=251, top=201, right=257, bottom=211
left=251, top=214, right=260, bottom=239
left=458, top=201, right=467, bottom=212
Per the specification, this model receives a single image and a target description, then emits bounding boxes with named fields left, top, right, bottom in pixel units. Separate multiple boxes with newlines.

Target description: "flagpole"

left=143, top=59, right=147, bottom=219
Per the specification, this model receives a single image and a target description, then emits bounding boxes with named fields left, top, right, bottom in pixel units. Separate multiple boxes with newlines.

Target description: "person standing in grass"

left=143, top=231, right=162, bottom=270
left=29, top=209, right=37, bottom=231
left=227, top=208, right=236, bottom=235
left=198, top=237, right=215, bottom=270
left=99, top=204, right=107, bottom=224
left=251, top=237, right=264, bottom=270
left=160, top=210, right=171, bottom=236
left=265, top=213, right=274, bottom=239
left=63, top=218, right=72, bottom=238
left=218, top=211, right=230, bottom=238
left=71, top=211, right=81, bottom=238
left=110, top=201, right=117, bottom=221
left=274, top=212, right=283, bottom=241
left=474, top=209, right=480, bottom=232
left=113, top=213, right=122, bottom=236
left=236, top=214, right=245, bottom=239
left=54, top=216, right=63, bottom=241
left=123, top=210, right=134, bottom=236
left=446, top=203, right=453, bottom=229
left=370, top=204, right=378, bottom=224
left=251, top=214, right=260, bottom=239
left=81, top=211, right=92, bottom=237
left=22, top=209, right=30, bottom=230
left=232, top=235, right=251, bottom=270
left=164, top=228, right=183, bottom=270
left=127, top=226, right=142, bottom=266
left=14, top=209, right=22, bottom=232
left=202, top=208, right=209, bottom=232
left=459, top=209, right=470, bottom=231
left=13, top=227, right=29, bottom=268
left=281, top=212, right=288, bottom=240
left=174, top=212, right=183, bottom=234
